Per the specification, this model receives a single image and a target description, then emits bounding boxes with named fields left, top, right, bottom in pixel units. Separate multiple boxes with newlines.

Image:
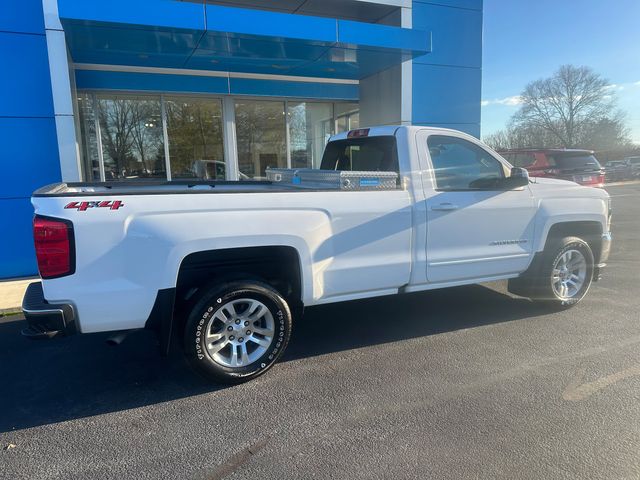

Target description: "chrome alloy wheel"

left=551, top=249, right=588, bottom=300
left=204, top=298, right=275, bottom=368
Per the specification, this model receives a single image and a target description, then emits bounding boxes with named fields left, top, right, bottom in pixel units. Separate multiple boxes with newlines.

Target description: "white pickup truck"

left=23, top=126, right=612, bottom=383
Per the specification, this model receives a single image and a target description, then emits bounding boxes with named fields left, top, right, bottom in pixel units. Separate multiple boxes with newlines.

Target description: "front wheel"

left=531, top=236, right=595, bottom=308
left=183, top=281, right=292, bottom=384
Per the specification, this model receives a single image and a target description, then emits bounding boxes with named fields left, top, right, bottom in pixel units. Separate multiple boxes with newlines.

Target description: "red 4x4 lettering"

left=64, top=200, right=124, bottom=211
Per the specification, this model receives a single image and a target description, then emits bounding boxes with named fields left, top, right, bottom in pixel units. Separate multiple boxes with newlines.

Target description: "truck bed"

left=34, top=167, right=400, bottom=197
left=33, top=181, right=302, bottom=197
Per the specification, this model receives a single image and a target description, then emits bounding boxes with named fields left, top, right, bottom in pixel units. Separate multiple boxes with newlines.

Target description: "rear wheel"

left=183, top=281, right=292, bottom=384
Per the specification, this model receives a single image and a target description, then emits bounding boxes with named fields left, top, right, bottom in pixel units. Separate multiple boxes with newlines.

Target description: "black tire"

left=183, top=281, right=292, bottom=384
left=514, top=236, right=594, bottom=308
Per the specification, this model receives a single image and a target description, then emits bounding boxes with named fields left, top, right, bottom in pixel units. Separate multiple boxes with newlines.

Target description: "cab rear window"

left=549, top=153, right=601, bottom=169
left=320, top=136, right=399, bottom=173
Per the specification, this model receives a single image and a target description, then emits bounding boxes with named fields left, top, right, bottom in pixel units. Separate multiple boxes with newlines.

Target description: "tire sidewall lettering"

left=188, top=288, right=291, bottom=380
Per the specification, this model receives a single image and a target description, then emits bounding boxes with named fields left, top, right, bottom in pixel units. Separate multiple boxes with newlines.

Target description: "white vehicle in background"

left=23, top=126, right=612, bottom=383
left=192, top=159, right=251, bottom=181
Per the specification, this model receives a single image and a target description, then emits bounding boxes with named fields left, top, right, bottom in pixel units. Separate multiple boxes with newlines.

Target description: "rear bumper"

left=21, top=282, right=77, bottom=339
left=557, top=172, right=605, bottom=187
left=594, top=232, right=612, bottom=281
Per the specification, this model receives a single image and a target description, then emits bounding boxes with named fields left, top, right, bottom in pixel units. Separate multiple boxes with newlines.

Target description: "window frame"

left=319, top=135, right=399, bottom=174
left=425, top=133, right=512, bottom=192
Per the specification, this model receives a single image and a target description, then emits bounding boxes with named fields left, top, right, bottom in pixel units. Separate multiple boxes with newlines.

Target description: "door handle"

left=431, top=203, right=459, bottom=211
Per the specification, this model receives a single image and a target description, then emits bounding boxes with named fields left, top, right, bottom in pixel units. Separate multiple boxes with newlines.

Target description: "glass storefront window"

left=97, top=94, right=165, bottom=181
left=335, top=102, right=360, bottom=133
left=235, top=100, right=287, bottom=180
left=288, top=102, right=333, bottom=169
left=164, top=97, right=225, bottom=180
left=76, top=92, right=359, bottom=182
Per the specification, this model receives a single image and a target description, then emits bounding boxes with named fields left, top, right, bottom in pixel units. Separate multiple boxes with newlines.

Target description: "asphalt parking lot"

left=1, top=183, right=639, bottom=480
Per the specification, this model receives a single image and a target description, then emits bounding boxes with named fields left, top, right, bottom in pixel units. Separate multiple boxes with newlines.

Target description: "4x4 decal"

left=64, top=200, right=124, bottom=211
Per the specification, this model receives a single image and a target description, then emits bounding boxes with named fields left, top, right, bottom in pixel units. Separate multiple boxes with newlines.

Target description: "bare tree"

left=98, top=99, right=134, bottom=178
left=512, top=65, right=623, bottom=148
left=482, top=129, right=513, bottom=151
left=484, top=65, right=632, bottom=151
left=130, top=101, right=163, bottom=175
left=484, top=124, right=565, bottom=150
left=484, top=116, right=630, bottom=152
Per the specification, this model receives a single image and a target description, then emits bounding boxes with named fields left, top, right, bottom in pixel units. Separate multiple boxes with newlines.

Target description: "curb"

left=0, top=277, right=36, bottom=315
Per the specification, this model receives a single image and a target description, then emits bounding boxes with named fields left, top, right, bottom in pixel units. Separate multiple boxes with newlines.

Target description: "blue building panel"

left=0, top=1, right=58, bottom=279
left=0, top=0, right=45, bottom=35
left=61, top=1, right=429, bottom=80
left=74, top=70, right=359, bottom=101
left=229, top=78, right=358, bottom=100
left=412, top=0, right=482, bottom=136
left=337, top=19, right=431, bottom=53
left=187, top=36, right=330, bottom=76
left=75, top=70, right=230, bottom=95
left=0, top=197, right=37, bottom=279
left=0, top=32, right=55, bottom=118
left=205, top=4, right=336, bottom=43
left=58, top=0, right=206, bottom=31
left=0, top=118, right=61, bottom=199
left=64, top=23, right=204, bottom=69
left=412, top=1, right=482, bottom=68
left=412, top=63, right=481, bottom=126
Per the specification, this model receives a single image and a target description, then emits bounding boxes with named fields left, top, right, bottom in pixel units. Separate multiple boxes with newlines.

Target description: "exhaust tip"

left=105, top=331, right=132, bottom=346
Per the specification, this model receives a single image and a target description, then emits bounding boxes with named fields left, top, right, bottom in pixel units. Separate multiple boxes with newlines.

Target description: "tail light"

left=577, top=173, right=605, bottom=187
left=33, top=215, right=75, bottom=279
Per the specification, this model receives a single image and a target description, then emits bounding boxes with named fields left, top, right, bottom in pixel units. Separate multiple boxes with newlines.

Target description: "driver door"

left=418, top=132, right=537, bottom=283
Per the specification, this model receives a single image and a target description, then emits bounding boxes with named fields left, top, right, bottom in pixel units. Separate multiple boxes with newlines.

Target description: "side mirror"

left=507, top=167, right=529, bottom=188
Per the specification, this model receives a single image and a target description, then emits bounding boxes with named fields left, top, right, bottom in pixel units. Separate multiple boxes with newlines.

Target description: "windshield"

left=549, top=153, right=601, bottom=170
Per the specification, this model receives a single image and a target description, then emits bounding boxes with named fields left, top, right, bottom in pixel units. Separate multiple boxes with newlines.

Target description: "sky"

left=481, top=0, right=640, bottom=143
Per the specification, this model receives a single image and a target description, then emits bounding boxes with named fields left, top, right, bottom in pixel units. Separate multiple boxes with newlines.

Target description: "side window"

left=512, top=153, right=536, bottom=168
left=546, top=155, right=557, bottom=167
left=427, top=135, right=505, bottom=190
left=501, top=153, right=515, bottom=164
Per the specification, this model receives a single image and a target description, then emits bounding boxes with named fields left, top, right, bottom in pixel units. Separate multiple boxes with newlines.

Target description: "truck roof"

left=329, top=125, right=480, bottom=142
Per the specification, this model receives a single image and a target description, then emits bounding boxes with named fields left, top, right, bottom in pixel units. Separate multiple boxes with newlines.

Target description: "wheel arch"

left=541, top=220, right=604, bottom=263
left=147, top=244, right=307, bottom=356
left=176, top=245, right=305, bottom=306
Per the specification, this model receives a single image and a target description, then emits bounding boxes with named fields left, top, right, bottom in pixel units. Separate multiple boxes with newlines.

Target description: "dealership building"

left=0, top=0, right=482, bottom=279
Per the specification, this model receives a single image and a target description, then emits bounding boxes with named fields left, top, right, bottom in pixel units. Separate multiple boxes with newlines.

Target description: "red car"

left=499, top=148, right=605, bottom=187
